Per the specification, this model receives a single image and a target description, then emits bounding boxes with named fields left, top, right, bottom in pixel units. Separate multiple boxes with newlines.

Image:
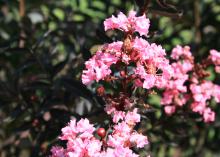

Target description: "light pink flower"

left=82, top=51, right=119, bottom=85
left=143, top=74, right=156, bottom=89
left=60, top=119, right=78, bottom=141
left=112, top=146, right=139, bottom=157
left=191, top=102, right=206, bottom=114
left=210, top=49, right=220, bottom=65
left=130, top=132, right=149, bottom=148
left=164, top=106, right=176, bottom=115
left=213, top=85, right=220, bottom=103
left=50, top=146, right=65, bottom=157
left=114, top=121, right=132, bottom=134
left=209, top=49, right=220, bottom=73
left=113, top=111, right=126, bottom=123
left=104, top=12, right=128, bottom=32
left=76, top=118, right=95, bottom=139
left=104, top=11, right=150, bottom=36
left=125, top=108, right=140, bottom=125
left=203, top=108, right=215, bottom=122
left=171, top=45, right=192, bottom=60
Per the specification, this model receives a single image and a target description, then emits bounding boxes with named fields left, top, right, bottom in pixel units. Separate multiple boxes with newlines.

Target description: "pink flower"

left=50, top=146, right=65, bottom=157
left=60, top=119, right=78, bottom=141
left=114, top=122, right=132, bottom=134
left=60, top=118, right=95, bottom=141
left=112, top=146, right=139, bottom=157
left=203, top=108, right=215, bottom=123
left=132, top=13, right=150, bottom=36
left=125, top=108, right=140, bottom=125
left=143, top=74, right=156, bottom=89
left=102, top=147, right=138, bottom=157
left=105, top=103, right=117, bottom=115
left=76, top=118, right=95, bottom=139
left=210, top=49, right=220, bottom=65
left=66, top=138, right=102, bottom=157
left=104, top=11, right=150, bottom=36
left=86, top=139, right=103, bottom=157
left=210, top=49, right=220, bottom=73
left=107, top=135, right=127, bottom=148
left=161, top=90, right=176, bottom=105
left=215, top=66, right=220, bottom=73
left=113, top=111, right=126, bottom=123
left=134, top=63, right=147, bottom=78
left=105, top=41, right=123, bottom=57
left=82, top=51, right=119, bottom=85
left=164, top=106, right=176, bottom=115
left=130, top=132, right=149, bottom=148
left=213, top=85, right=220, bottom=103
left=134, top=79, right=143, bottom=87
left=132, top=38, right=166, bottom=61
left=190, top=82, right=214, bottom=103
left=171, top=45, right=192, bottom=60
left=104, top=12, right=128, bottom=32
left=191, top=102, right=206, bottom=114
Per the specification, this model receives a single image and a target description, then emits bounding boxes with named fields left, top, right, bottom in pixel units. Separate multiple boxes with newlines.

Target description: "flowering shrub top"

left=161, top=46, right=220, bottom=122
left=50, top=10, right=220, bottom=157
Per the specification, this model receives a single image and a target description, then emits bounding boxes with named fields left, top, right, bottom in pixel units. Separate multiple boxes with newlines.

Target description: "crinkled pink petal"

left=164, top=106, right=176, bottom=115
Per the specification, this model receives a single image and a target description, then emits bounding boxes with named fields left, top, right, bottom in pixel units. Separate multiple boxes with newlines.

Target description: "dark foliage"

left=0, top=0, right=220, bottom=157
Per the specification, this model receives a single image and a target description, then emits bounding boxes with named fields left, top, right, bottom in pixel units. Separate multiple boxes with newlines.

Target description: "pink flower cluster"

left=161, top=46, right=193, bottom=114
left=50, top=109, right=148, bottom=157
left=51, top=119, right=101, bottom=157
left=51, top=10, right=220, bottom=157
left=161, top=45, right=220, bottom=122
left=190, top=81, right=220, bottom=122
left=52, top=11, right=153, bottom=157
left=82, top=11, right=173, bottom=90
left=107, top=108, right=148, bottom=151
left=210, top=49, right=220, bottom=73
left=133, top=37, right=173, bottom=89
left=104, top=11, right=150, bottom=36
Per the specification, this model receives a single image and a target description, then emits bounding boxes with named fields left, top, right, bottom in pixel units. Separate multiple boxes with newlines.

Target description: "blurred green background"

left=0, top=0, right=220, bottom=157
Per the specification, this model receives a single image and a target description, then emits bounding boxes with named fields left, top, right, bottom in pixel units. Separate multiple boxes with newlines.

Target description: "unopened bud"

left=120, top=70, right=126, bottom=77
left=97, top=128, right=106, bottom=138
left=97, top=86, right=105, bottom=96
left=32, top=119, right=39, bottom=127
left=30, top=95, right=38, bottom=102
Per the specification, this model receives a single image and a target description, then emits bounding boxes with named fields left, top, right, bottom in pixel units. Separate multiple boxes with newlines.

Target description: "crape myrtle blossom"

left=50, top=109, right=148, bottom=157
left=161, top=45, right=220, bottom=122
left=132, top=37, right=173, bottom=89
left=82, top=35, right=173, bottom=89
left=82, top=47, right=120, bottom=85
left=104, top=11, right=150, bottom=36
left=161, top=46, right=193, bottom=114
left=209, top=49, right=220, bottom=73
left=51, top=10, right=220, bottom=157
left=190, top=81, right=220, bottom=122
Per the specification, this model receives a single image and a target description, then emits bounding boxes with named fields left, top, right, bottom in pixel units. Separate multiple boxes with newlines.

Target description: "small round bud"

left=96, top=86, right=105, bottom=96
left=120, top=70, right=126, bottom=77
left=30, top=95, right=38, bottom=102
left=32, top=119, right=39, bottom=127
left=97, top=128, right=106, bottom=138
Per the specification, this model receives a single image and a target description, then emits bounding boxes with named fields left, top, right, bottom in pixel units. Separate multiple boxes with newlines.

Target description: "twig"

left=19, top=0, right=26, bottom=48
left=194, top=0, right=201, bottom=47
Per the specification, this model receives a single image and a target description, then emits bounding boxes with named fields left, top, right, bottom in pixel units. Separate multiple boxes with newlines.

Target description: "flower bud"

left=97, top=128, right=106, bottom=138
left=96, top=86, right=105, bottom=96
left=120, top=70, right=126, bottom=77
left=32, top=119, right=39, bottom=127
left=30, top=95, right=38, bottom=102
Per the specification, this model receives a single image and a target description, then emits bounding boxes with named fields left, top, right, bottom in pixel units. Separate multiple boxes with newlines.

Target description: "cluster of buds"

left=50, top=10, right=220, bottom=157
